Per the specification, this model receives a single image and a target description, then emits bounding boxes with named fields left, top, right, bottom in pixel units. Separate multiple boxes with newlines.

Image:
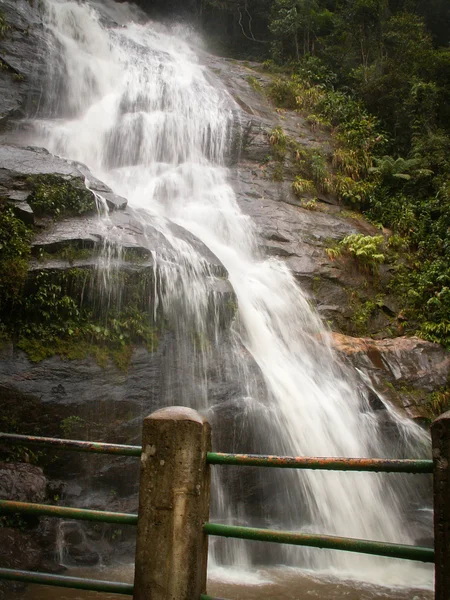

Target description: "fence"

left=0, top=406, right=448, bottom=600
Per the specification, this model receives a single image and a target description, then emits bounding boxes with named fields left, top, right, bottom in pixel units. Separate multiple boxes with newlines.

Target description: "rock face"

left=205, top=56, right=399, bottom=337
left=201, top=56, right=449, bottom=416
left=0, top=0, right=46, bottom=126
left=331, top=334, right=450, bottom=419
left=0, top=144, right=128, bottom=215
left=0, top=462, right=47, bottom=502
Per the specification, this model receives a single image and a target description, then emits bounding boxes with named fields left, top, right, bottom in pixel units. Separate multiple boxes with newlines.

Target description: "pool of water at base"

left=10, top=565, right=433, bottom=600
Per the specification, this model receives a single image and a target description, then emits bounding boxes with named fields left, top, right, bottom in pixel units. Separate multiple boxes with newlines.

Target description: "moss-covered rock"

left=28, top=174, right=97, bottom=218
left=0, top=204, right=31, bottom=312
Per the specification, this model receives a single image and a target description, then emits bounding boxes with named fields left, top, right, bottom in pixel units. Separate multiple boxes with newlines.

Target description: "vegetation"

left=204, top=0, right=450, bottom=346
left=327, top=234, right=385, bottom=275
left=0, top=11, right=9, bottom=38
left=0, top=206, right=31, bottom=310
left=1, top=261, right=160, bottom=370
left=28, top=175, right=97, bottom=218
left=0, top=159, right=162, bottom=368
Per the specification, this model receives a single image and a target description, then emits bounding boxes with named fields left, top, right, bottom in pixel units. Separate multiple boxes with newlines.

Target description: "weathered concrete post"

left=133, top=407, right=211, bottom=600
left=431, top=410, right=450, bottom=600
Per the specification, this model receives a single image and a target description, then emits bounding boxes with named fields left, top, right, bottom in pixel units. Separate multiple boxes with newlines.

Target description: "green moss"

left=4, top=267, right=160, bottom=371
left=247, top=75, right=263, bottom=94
left=37, top=245, right=96, bottom=264
left=0, top=206, right=31, bottom=309
left=0, top=11, right=9, bottom=38
left=28, top=175, right=96, bottom=218
left=349, top=294, right=385, bottom=336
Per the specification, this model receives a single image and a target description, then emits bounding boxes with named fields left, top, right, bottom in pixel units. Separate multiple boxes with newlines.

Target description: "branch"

left=237, top=4, right=268, bottom=44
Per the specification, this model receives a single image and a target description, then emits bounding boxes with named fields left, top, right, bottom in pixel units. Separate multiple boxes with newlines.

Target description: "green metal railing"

left=0, top=433, right=434, bottom=472
left=0, top=568, right=134, bottom=595
left=0, top=568, right=222, bottom=600
left=207, top=452, right=433, bottom=473
left=0, top=499, right=138, bottom=525
left=204, top=523, right=434, bottom=562
left=0, top=431, right=435, bottom=598
left=0, top=432, right=141, bottom=456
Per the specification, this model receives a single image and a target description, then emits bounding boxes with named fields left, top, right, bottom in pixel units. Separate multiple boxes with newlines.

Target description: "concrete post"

left=431, top=410, right=450, bottom=600
left=133, top=407, right=211, bottom=600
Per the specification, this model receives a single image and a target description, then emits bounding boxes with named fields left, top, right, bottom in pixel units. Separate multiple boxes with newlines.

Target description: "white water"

left=28, top=0, right=432, bottom=590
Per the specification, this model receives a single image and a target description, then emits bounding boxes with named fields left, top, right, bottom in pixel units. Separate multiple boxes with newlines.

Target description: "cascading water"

left=25, top=0, right=432, bottom=591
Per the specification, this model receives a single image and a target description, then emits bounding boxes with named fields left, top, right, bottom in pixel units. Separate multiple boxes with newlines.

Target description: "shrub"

left=328, top=234, right=385, bottom=274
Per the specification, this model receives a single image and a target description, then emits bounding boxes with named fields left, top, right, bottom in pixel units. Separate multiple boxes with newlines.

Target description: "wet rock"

left=0, top=144, right=128, bottom=213
left=331, top=333, right=450, bottom=417
left=0, top=462, right=47, bottom=502
left=0, top=343, right=166, bottom=417
left=0, top=0, right=46, bottom=126
left=13, top=200, right=34, bottom=224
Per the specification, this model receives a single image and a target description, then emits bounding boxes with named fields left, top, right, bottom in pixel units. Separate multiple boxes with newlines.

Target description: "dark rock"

left=13, top=200, right=34, bottom=224
left=0, top=1, right=46, bottom=125
left=0, top=462, right=47, bottom=502
left=0, top=528, right=43, bottom=598
left=0, top=144, right=128, bottom=212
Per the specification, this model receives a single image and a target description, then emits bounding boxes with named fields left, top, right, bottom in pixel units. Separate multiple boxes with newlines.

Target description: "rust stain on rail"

left=206, top=452, right=433, bottom=473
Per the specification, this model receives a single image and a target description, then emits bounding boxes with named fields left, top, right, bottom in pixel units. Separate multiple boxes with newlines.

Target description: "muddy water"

left=11, top=566, right=433, bottom=600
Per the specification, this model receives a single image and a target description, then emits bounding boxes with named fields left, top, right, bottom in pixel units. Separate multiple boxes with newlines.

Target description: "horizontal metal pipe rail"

left=1, top=433, right=432, bottom=473
left=207, top=452, right=433, bottom=473
left=0, top=432, right=141, bottom=457
left=0, top=499, right=137, bottom=525
left=0, top=568, right=133, bottom=595
left=0, top=429, right=435, bottom=598
left=0, top=568, right=225, bottom=599
left=204, top=523, right=435, bottom=563
left=1, top=500, right=433, bottom=563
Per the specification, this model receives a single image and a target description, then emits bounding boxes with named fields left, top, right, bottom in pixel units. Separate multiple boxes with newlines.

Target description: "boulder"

left=0, top=144, right=128, bottom=213
left=0, top=462, right=47, bottom=502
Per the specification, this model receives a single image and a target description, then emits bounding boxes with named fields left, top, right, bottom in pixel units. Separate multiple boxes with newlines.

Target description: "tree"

left=269, top=0, right=333, bottom=60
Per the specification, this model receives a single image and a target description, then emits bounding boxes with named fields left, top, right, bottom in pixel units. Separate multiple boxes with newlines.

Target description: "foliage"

left=0, top=206, right=31, bottom=311
left=28, top=175, right=96, bottom=218
left=3, top=268, right=160, bottom=370
left=60, top=416, right=86, bottom=438
left=292, top=176, right=315, bottom=196
left=247, top=75, right=263, bottom=93
left=0, top=11, right=9, bottom=38
left=349, top=293, right=385, bottom=336
left=301, top=198, right=318, bottom=211
left=257, top=6, right=450, bottom=345
left=427, top=387, right=450, bottom=419
left=327, top=234, right=385, bottom=274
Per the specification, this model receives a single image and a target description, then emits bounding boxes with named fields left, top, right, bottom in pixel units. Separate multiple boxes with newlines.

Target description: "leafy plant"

left=28, top=175, right=96, bottom=218
left=247, top=75, right=263, bottom=93
left=0, top=11, right=9, bottom=38
left=292, top=176, right=315, bottom=196
left=0, top=206, right=31, bottom=310
left=328, top=234, right=385, bottom=274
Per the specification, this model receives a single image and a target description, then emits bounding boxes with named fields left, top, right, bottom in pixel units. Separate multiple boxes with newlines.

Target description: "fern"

left=292, top=177, right=315, bottom=196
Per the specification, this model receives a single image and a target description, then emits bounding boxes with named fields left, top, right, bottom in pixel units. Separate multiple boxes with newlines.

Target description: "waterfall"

left=28, top=0, right=432, bottom=589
